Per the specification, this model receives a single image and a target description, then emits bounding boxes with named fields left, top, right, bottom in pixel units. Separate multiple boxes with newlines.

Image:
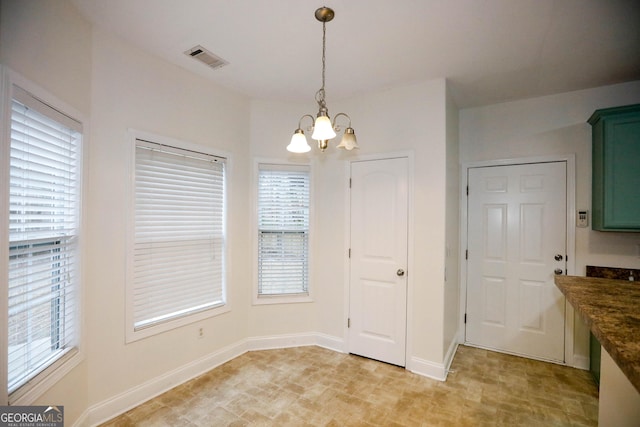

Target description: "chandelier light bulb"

left=311, top=115, right=337, bottom=140
left=287, top=129, right=311, bottom=153
left=337, top=127, right=359, bottom=150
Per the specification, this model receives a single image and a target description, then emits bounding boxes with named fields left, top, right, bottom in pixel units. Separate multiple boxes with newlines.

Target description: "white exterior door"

left=466, top=162, right=567, bottom=362
left=348, top=158, right=408, bottom=366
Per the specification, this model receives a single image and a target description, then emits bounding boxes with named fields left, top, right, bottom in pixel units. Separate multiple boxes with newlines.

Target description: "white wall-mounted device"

left=577, top=210, right=589, bottom=228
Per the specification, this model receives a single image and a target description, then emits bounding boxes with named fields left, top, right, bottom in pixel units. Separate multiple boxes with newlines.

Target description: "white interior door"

left=348, top=158, right=408, bottom=366
left=466, top=162, right=567, bottom=362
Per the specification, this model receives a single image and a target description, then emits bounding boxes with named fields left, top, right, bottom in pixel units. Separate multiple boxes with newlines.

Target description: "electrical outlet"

left=198, top=327, right=204, bottom=339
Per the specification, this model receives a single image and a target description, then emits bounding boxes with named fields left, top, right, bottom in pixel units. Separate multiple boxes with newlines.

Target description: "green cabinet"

left=588, top=104, right=640, bottom=231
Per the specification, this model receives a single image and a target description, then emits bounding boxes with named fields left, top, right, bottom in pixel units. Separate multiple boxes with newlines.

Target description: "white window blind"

left=257, top=164, right=309, bottom=296
left=132, top=140, right=226, bottom=331
left=8, top=86, right=81, bottom=394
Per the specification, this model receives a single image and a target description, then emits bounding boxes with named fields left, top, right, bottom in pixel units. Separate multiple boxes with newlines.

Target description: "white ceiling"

left=70, top=0, right=640, bottom=108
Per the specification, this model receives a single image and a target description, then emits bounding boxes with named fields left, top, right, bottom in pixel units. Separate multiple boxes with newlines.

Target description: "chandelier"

left=287, top=7, right=359, bottom=153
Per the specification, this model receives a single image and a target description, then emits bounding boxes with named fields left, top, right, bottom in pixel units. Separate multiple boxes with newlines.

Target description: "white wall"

left=86, top=26, right=251, bottom=412
left=14, top=0, right=640, bottom=423
left=460, top=81, right=640, bottom=362
left=0, top=0, right=92, bottom=114
left=599, top=347, right=640, bottom=426
left=0, top=8, right=457, bottom=414
left=343, top=80, right=450, bottom=367
left=250, top=79, right=453, bottom=369
left=444, top=83, right=460, bottom=359
left=2, top=1, right=252, bottom=424
left=247, top=99, right=321, bottom=340
left=0, top=0, right=91, bottom=423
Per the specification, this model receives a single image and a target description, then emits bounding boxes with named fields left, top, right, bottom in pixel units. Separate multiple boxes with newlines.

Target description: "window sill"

left=253, top=294, right=314, bottom=306
left=126, top=303, right=230, bottom=343
left=9, top=347, right=83, bottom=406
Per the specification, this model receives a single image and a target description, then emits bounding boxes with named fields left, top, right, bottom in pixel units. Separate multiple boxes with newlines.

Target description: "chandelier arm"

left=298, top=114, right=316, bottom=131
left=332, top=112, right=352, bottom=131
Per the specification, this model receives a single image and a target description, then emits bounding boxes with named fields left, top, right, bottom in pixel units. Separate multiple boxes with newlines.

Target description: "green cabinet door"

left=588, top=104, right=640, bottom=231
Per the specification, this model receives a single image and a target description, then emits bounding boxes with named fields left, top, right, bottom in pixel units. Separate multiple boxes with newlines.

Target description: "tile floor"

left=100, top=345, right=598, bottom=426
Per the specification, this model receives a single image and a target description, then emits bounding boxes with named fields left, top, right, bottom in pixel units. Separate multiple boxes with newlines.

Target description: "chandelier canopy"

left=287, top=7, right=359, bottom=153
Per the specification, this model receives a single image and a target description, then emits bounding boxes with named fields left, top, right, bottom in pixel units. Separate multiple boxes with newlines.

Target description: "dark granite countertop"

left=555, top=275, right=640, bottom=393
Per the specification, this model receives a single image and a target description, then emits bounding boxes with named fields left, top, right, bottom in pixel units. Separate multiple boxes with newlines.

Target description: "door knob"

left=554, top=268, right=564, bottom=275
left=554, top=254, right=563, bottom=261
left=397, top=269, right=405, bottom=277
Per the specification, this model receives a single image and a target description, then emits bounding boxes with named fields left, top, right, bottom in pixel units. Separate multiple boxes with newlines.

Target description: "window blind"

left=257, top=164, right=309, bottom=295
left=132, top=140, right=225, bottom=330
left=8, top=87, right=81, bottom=393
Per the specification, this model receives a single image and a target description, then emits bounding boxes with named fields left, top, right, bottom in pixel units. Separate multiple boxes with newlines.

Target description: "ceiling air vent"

left=184, top=45, right=228, bottom=70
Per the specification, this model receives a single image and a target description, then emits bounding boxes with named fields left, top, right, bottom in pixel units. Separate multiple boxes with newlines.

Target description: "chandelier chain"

left=315, top=21, right=327, bottom=111
left=321, top=21, right=326, bottom=93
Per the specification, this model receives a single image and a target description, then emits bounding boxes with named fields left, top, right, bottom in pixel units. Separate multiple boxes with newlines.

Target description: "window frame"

left=253, top=159, right=314, bottom=305
left=125, top=130, right=230, bottom=343
left=0, top=67, right=86, bottom=405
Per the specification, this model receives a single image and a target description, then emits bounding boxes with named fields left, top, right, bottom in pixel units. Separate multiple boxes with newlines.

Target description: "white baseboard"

left=572, top=354, right=590, bottom=371
left=71, top=410, right=89, bottom=427
left=443, top=339, right=459, bottom=376
left=245, top=332, right=345, bottom=353
left=408, top=340, right=459, bottom=382
left=408, top=357, right=448, bottom=381
left=315, top=332, right=347, bottom=353
left=84, top=333, right=344, bottom=426
left=85, top=339, right=248, bottom=426
left=246, top=332, right=317, bottom=351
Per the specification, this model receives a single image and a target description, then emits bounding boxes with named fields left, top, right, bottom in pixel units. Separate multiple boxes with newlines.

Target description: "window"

left=128, top=137, right=227, bottom=341
left=257, top=163, right=310, bottom=298
left=6, top=85, right=81, bottom=397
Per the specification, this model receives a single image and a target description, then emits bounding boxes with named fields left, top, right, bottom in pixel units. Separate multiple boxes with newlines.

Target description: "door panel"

left=466, top=162, right=566, bottom=362
left=483, top=277, right=506, bottom=326
left=349, top=158, right=408, bottom=366
left=361, top=280, right=396, bottom=340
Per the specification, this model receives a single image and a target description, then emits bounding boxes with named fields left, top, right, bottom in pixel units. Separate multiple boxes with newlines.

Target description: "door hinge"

left=464, top=313, right=467, bottom=324
left=466, top=185, right=469, bottom=196
left=348, top=248, right=351, bottom=258
left=347, top=318, right=350, bottom=328
left=349, top=178, right=352, bottom=188
left=465, top=249, right=468, bottom=260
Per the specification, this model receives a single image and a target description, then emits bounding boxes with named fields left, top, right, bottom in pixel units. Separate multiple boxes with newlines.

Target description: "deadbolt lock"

left=554, top=254, right=564, bottom=261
